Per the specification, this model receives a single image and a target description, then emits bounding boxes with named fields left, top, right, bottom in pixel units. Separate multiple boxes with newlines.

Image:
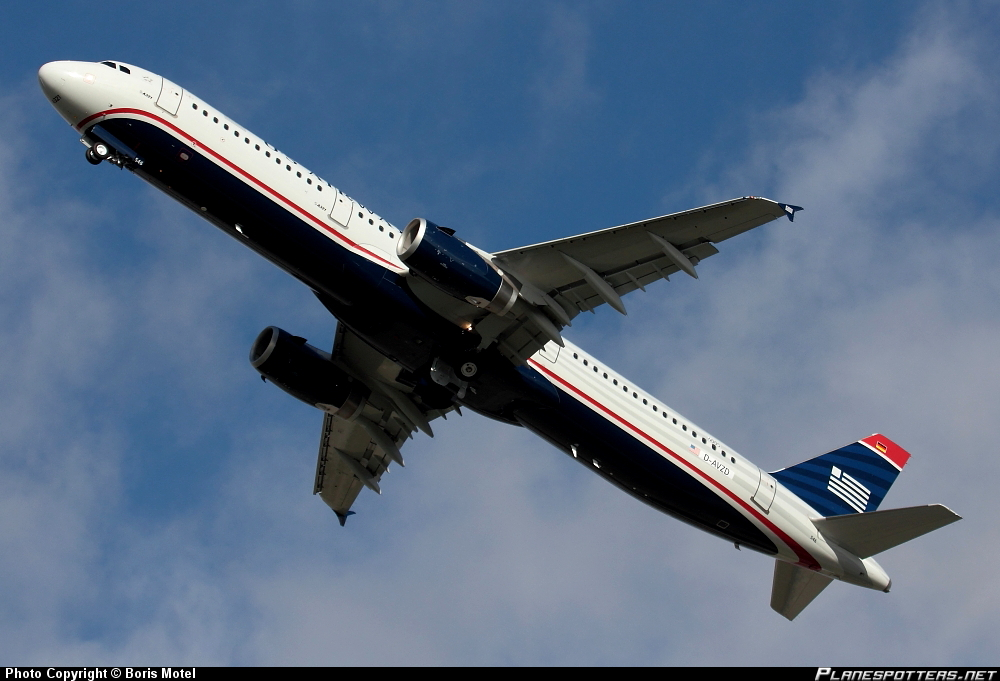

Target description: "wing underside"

left=312, top=322, right=451, bottom=524
left=313, top=198, right=798, bottom=515
left=483, top=197, right=797, bottom=364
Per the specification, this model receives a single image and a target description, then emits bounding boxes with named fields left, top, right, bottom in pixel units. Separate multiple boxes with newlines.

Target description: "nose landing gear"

left=84, top=141, right=141, bottom=169
left=85, top=141, right=111, bottom=165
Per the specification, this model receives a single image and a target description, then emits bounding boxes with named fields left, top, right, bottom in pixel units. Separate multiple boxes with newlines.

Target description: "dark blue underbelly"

left=95, top=117, right=468, bottom=371
left=515, top=395, right=778, bottom=554
left=92, top=116, right=778, bottom=555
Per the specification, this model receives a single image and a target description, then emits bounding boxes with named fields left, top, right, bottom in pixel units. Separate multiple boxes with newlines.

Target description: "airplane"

left=37, top=59, right=961, bottom=620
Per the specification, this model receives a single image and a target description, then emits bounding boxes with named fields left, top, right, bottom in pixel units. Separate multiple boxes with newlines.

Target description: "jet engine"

left=250, top=326, right=368, bottom=418
left=397, top=218, right=518, bottom=316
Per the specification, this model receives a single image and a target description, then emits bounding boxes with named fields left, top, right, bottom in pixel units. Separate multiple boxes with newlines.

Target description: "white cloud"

left=4, top=3, right=999, bottom=666
left=610, top=4, right=1000, bottom=662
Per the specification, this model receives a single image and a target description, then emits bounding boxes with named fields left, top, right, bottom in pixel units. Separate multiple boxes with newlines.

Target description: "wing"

left=493, top=196, right=800, bottom=322
left=313, top=322, right=454, bottom=525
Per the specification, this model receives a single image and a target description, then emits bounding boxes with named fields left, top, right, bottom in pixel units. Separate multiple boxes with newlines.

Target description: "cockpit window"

left=118, top=65, right=130, bottom=74
left=101, top=61, right=117, bottom=69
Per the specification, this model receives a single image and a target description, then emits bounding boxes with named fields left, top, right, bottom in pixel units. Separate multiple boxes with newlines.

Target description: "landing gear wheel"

left=86, top=142, right=111, bottom=165
left=460, top=362, right=478, bottom=378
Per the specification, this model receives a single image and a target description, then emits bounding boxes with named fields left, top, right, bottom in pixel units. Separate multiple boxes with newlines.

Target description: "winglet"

left=335, top=510, right=356, bottom=527
left=778, top=203, right=803, bottom=222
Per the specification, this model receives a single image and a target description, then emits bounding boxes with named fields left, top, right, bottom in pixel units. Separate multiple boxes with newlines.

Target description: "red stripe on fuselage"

left=527, top=358, right=821, bottom=569
left=77, top=108, right=819, bottom=569
left=76, top=108, right=401, bottom=271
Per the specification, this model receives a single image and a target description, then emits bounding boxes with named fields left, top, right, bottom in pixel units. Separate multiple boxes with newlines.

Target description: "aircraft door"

left=752, top=468, right=777, bottom=512
left=329, top=190, right=356, bottom=228
left=156, top=78, right=183, bottom=115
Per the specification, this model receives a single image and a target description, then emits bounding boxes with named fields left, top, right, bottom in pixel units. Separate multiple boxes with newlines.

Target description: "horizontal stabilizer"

left=771, top=560, right=833, bottom=620
left=813, top=504, right=962, bottom=558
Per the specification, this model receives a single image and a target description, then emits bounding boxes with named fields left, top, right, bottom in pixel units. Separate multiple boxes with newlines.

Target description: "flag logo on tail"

left=828, top=466, right=871, bottom=513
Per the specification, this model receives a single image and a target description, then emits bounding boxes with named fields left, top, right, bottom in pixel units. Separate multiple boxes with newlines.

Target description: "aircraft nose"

left=38, top=61, right=100, bottom=128
left=38, top=61, right=72, bottom=97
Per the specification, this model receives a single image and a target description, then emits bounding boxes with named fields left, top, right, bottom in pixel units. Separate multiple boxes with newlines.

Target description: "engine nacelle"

left=397, top=218, right=518, bottom=316
left=249, top=326, right=368, bottom=418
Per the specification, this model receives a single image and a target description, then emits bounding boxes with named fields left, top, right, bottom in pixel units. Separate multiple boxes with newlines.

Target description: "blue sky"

left=3, top=1, right=999, bottom=665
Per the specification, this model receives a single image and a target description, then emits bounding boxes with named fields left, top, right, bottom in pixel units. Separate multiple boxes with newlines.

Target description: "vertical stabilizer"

left=770, top=560, right=833, bottom=620
left=772, top=434, right=910, bottom=516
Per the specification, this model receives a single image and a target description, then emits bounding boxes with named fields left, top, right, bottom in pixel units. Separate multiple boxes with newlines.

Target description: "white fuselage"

left=38, top=59, right=891, bottom=591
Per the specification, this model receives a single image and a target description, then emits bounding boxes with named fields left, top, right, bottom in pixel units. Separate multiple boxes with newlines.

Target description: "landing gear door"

left=156, top=78, right=183, bottom=116
left=538, top=341, right=560, bottom=363
left=752, top=468, right=777, bottom=513
left=329, top=190, right=356, bottom=228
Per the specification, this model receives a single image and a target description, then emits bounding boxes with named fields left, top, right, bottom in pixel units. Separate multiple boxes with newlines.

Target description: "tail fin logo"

left=828, top=466, right=871, bottom=513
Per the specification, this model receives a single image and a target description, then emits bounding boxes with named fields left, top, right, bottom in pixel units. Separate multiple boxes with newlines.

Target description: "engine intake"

left=250, top=326, right=367, bottom=418
left=397, top=218, right=517, bottom=316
